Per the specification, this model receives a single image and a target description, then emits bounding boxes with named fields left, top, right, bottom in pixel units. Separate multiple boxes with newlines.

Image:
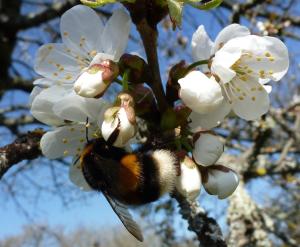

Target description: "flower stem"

left=136, top=20, right=168, bottom=113
left=186, top=59, right=209, bottom=74
left=122, top=69, right=129, bottom=91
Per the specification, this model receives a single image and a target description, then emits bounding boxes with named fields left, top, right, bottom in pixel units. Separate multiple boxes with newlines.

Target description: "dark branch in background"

left=0, top=130, right=43, bottom=179
left=125, top=0, right=169, bottom=114
left=0, top=0, right=79, bottom=31
left=173, top=192, right=227, bottom=247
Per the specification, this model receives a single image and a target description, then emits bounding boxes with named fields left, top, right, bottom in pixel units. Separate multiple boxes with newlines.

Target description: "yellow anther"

left=265, top=52, right=271, bottom=57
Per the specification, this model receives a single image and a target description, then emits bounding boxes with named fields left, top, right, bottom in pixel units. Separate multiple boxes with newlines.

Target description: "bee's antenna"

left=86, top=117, right=90, bottom=143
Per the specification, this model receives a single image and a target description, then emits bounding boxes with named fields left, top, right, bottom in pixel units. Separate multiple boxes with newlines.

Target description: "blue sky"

left=0, top=1, right=297, bottom=243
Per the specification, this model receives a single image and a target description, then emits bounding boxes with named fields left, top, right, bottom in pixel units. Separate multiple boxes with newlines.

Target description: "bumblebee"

left=77, top=138, right=178, bottom=242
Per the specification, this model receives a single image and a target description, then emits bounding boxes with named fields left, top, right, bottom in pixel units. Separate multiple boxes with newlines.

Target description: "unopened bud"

left=102, top=94, right=136, bottom=147
left=178, top=71, right=223, bottom=114
left=74, top=60, right=119, bottom=98
left=202, top=165, right=239, bottom=199
left=175, top=156, right=201, bottom=200
left=193, top=133, right=224, bottom=166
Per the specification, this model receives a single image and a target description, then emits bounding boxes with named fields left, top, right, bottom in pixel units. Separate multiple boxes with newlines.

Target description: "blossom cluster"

left=30, top=5, right=289, bottom=201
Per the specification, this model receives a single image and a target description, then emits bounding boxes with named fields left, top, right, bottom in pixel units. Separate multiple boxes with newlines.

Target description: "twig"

left=173, top=192, right=227, bottom=247
left=0, top=130, right=44, bottom=179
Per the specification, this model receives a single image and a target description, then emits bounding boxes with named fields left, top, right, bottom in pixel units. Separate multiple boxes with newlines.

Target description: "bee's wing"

left=103, top=193, right=144, bottom=242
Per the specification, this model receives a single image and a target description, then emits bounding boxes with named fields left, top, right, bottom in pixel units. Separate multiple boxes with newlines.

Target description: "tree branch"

left=173, top=192, right=227, bottom=247
left=0, top=130, right=44, bottom=179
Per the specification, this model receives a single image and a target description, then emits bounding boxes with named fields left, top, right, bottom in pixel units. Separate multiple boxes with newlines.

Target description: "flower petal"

left=213, top=24, right=250, bottom=53
left=74, top=71, right=106, bottom=98
left=101, top=107, right=136, bottom=147
left=40, top=124, right=97, bottom=159
left=191, top=25, right=213, bottom=62
left=69, top=160, right=92, bottom=191
left=222, top=35, right=289, bottom=81
left=203, top=165, right=239, bottom=199
left=34, top=43, right=82, bottom=83
left=30, top=85, right=71, bottom=126
left=53, top=91, right=109, bottom=123
left=189, top=99, right=231, bottom=130
left=179, top=71, right=224, bottom=114
left=231, top=78, right=270, bottom=120
left=193, top=133, right=224, bottom=166
left=60, top=5, right=104, bottom=57
left=29, top=86, right=43, bottom=106
left=100, top=9, right=131, bottom=61
left=211, top=48, right=241, bottom=83
left=175, top=156, right=201, bottom=200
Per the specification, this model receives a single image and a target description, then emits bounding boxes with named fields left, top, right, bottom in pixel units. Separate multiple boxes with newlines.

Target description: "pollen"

left=240, top=76, right=247, bottom=82
left=63, top=31, right=69, bottom=36
left=79, top=138, right=85, bottom=143
left=65, top=74, right=72, bottom=80
left=269, top=57, right=275, bottom=62
left=63, top=150, right=69, bottom=156
left=251, top=96, right=256, bottom=101
left=47, top=45, right=53, bottom=50
left=62, top=138, right=68, bottom=144
left=89, top=50, right=97, bottom=57
left=269, top=70, right=274, bottom=75
left=265, top=52, right=271, bottom=57
left=258, top=86, right=264, bottom=91
left=239, top=96, right=244, bottom=100
left=70, top=127, right=75, bottom=132
left=256, top=57, right=262, bottom=61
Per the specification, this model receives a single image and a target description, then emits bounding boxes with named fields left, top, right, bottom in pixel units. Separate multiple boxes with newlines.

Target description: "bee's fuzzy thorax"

left=151, top=150, right=177, bottom=196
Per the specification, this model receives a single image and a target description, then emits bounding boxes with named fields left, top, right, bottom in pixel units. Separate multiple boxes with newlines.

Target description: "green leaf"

left=189, top=0, right=223, bottom=10
left=80, top=0, right=135, bottom=8
left=167, top=0, right=184, bottom=27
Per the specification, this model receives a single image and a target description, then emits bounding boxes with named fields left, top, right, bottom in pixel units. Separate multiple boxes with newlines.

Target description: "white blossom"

left=178, top=71, right=223, bottom=114
left=31, top=85, right=108, bottom=159
left=34, top=5, right=131, bottom=98
left=101, top=93, right=136, bottom=147
left=202, top=165, right=239, bottom=199
left=184, top=24, right=289, bottom=129
left=175, top=156, right=201, bottom=200
left=193, top=133, right=224, bottom=167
